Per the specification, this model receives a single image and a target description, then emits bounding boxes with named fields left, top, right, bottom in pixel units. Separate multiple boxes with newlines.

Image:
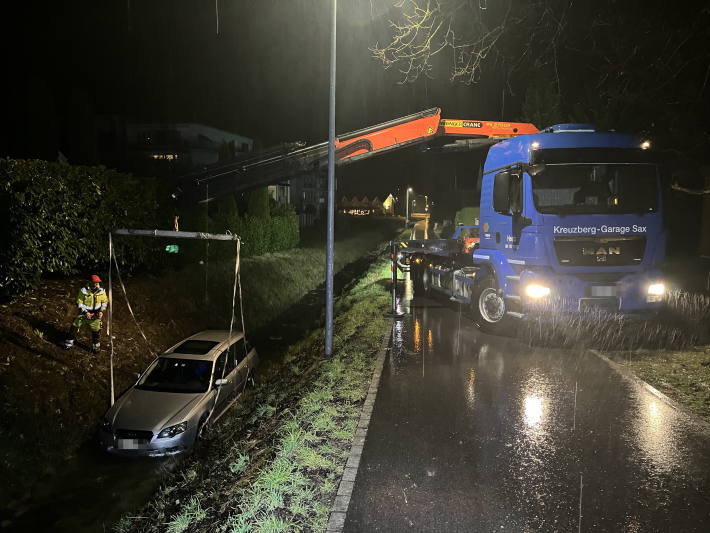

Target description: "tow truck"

left=177, top=109, right=666, bottom=333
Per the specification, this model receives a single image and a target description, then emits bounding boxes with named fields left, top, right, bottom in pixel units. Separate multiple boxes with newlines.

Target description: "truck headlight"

left=525, top=284, right=551, bottom=299
left=158, top=422, right=187, bottom=439
left=647, top=283, right=665, bottom=302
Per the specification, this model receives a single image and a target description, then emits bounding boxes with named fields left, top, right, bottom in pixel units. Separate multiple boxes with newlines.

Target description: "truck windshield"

left=532, top=163, right=658, bottom=214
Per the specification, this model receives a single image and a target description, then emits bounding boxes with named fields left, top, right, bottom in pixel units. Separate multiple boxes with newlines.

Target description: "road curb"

left=589, top=348, right=710, bottom=432
left=326, top=318, right=393, bottom=533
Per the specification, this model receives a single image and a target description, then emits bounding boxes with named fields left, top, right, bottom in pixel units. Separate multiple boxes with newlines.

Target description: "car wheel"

left=471, top=275, right=513, bottom=335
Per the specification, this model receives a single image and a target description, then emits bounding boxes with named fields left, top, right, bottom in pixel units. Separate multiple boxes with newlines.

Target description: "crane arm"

left=174, top=108, right=537, bottom=205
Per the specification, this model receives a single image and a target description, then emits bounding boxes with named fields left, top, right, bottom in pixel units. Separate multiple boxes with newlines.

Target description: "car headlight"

left=157, top=422, right=187, bottom=439
left=647, top=282, right=665, bottom=302
left=525, top=284, right=551, bottom=299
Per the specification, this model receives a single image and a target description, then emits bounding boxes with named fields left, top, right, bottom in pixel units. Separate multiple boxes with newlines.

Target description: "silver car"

left=100, top=330, right=258, bottom=456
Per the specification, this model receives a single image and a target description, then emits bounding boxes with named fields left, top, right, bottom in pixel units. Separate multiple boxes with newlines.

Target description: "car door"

left=231, top=338, right=249, bottom=390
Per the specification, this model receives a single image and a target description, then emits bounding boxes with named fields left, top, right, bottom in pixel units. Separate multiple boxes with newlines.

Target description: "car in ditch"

left=100, top=330, right=258, bottom=456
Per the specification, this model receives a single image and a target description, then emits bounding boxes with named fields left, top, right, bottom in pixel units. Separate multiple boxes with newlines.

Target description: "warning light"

left=640, top=140, right=651, bottom=150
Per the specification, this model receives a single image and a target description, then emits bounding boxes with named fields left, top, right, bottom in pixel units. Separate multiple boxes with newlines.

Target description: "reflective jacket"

left=76, top=286, right=108, bottom=315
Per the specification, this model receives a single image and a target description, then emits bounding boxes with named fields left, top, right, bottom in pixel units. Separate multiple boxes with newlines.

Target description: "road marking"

left=326, top=319, right=393, bottom=533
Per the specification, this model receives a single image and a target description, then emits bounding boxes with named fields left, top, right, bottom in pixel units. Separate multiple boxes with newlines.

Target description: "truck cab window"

left=532, top=163, right=658, bottom=214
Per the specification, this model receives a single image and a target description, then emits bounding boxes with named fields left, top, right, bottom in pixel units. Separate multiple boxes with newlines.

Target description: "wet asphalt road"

left=345, top=290, right=710, bottom=532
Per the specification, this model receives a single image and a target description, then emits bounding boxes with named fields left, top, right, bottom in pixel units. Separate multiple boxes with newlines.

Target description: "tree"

left=370, top=0, right=509, bottom=84
left=246, top=187, right=270, bottom=218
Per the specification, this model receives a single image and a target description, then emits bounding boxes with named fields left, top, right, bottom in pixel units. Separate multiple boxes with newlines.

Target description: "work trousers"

left=69, top=314, right=103, bottom=343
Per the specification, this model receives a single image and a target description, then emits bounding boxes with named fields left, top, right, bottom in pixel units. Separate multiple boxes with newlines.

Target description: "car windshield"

left=136, top=358, right=213, bottom=393
left=532, top=163, right=658, bottom=215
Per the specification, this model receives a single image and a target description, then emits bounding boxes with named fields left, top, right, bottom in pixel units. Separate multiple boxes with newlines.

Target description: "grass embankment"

left=610, top=290, right=710, bottom=423
left=115, top=258, right=391, bottom=532
left=619, top=347, right=710, bottom=420
left=0, top=219, right=397, bottom=515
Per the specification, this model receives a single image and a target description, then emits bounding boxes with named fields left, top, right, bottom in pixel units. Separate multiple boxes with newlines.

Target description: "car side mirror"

left=214, top=378, right=228, bottom=387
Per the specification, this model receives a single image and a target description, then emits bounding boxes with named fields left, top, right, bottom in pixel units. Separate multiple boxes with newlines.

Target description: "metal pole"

left=324, top=0, right=337, bottom=358
left=405, top=188, right=410, bottom=228
left=391, top=241, right=397, bottom=315
left=108, top=233, right=115, bottom=406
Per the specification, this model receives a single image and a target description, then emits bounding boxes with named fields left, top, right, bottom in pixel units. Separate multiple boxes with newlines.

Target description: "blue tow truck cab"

left=405, top=123, right=666, bottom=333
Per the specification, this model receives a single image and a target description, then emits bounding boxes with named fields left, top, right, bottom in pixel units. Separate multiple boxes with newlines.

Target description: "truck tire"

left=471, top=275, right=513, bottom=334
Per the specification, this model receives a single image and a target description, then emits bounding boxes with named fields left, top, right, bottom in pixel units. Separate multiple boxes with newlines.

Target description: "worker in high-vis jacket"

left=63, top=274, right=109, bottom=353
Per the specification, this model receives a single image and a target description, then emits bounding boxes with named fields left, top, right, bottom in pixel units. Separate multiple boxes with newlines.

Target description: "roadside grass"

left=166, top=497, right=208, bottom=533
left=204, top=230, right=393, bottom=331
left=115, top=257, right=391, bottom=532
left=616, top=347, right=710, bottom=422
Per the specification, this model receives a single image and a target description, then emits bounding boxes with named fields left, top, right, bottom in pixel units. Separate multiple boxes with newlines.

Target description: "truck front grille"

left=554, top=236, right=645, bottom=267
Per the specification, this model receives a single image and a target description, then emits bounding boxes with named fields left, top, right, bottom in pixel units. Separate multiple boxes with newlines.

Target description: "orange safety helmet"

left=90, top=274, right=102, bottom=283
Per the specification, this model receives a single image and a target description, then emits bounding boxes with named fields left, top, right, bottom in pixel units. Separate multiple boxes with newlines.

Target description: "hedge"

left=0, top=159, right=300, bottom=299
left=0, top=158, right=169, bottom=298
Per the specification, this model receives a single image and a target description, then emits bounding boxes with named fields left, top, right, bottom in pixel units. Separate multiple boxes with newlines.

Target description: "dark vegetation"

left=0, top=159, right=299, bottom=300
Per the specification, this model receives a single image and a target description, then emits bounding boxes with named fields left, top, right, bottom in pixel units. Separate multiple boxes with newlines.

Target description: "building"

left=288, top=170, right=327, bottom=226
left=340, top=194, right=395, bottom=216
left=98, top=116, right=253, bottom=178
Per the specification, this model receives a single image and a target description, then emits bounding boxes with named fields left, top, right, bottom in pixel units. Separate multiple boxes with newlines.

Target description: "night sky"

left=3, top=1, right=709, bottom=204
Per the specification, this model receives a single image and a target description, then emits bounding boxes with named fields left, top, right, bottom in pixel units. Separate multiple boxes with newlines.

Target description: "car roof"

left=164, top=330, right=244, bottom=360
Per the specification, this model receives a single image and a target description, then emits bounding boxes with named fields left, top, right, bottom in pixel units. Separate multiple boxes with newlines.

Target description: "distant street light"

left=405, top=187, right=413, bottom=227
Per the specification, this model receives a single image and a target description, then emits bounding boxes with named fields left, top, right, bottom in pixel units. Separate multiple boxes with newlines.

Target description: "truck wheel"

left=471, top=276, right=512, bottom=334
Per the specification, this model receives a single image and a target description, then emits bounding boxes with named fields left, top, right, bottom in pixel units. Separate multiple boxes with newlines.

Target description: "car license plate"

left=590, top=285, right=616, bottom=297
left=117, top=438, right=146, bottom=450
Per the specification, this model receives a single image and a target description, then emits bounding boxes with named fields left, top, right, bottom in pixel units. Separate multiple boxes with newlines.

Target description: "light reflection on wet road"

left=345, top=292, right=710, bottom=532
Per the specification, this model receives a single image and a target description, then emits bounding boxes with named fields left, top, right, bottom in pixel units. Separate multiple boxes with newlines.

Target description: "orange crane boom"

left=176, top=108, right=538, bottom=204
left=334, top=107, right=538, bottom=163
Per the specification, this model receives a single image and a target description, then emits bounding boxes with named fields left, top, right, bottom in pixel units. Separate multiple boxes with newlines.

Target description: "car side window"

left=233, top=339, right=246, bottom=364
left=226, top=345, right=237, bottom=374
left=213, top=351, right=227, bottom=382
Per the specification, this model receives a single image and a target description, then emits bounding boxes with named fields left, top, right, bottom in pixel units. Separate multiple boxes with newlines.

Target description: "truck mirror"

left=527, top=163, right=546, bottom=176
left=493, top=171, right=511, bottom=214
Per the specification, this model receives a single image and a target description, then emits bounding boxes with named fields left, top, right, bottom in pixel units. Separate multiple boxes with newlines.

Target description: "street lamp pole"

left=324, top=0, right=337, bottom=359
left=405, top=187, right=412, bottom=228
